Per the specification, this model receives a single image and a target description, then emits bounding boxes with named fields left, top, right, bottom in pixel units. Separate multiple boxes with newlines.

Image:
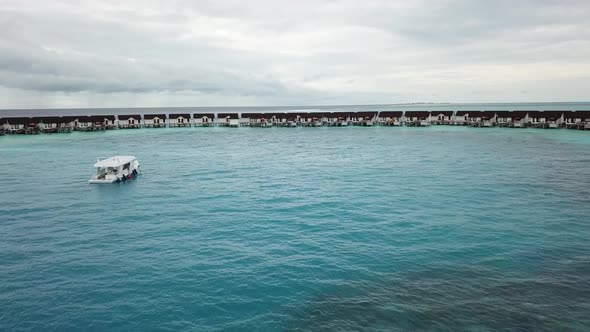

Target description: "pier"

left=1, top=110, right=590, bottom=135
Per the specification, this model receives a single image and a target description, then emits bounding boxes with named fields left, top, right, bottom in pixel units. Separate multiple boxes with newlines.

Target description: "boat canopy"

left=93, top=156, right=136, bottom=168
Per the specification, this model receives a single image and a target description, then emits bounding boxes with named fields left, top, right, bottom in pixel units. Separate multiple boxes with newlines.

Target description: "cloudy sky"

left=1, top=0, right=589, bottom=108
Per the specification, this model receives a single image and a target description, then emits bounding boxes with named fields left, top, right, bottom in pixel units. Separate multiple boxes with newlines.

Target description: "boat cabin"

left=89, top=156, right=140, bottom=184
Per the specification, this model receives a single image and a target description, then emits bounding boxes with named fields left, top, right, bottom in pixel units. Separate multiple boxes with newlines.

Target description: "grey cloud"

left=0, top=0, right=589, bottom=108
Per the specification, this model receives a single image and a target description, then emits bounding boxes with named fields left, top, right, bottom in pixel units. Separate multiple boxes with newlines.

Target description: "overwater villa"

left=322, top=112, right=349, bottom=126
left=169, top=113, right=191, bottom=127
left=2, top=109, right=590, bottom=136
left=283, top=113, right=299, bottom=127
left=349, top=112, right=376, bottom=126
left=430, top=111, right=453, bottom=125
left=527, top=111, right=563, bottom=128
left=563, top=111, right=590, bottom=130
left=466, top=111, right=485, bottom=127
left=376, top=111, right=402, bottom=126
left=453, top=111, right=469, bottom=125
left=297, top=113, right=314, bottom=127
left=495, top=111, right=512, bottom=127
left=404, top=111, right=430, bottom=126
left=216, top=113, right=239, bottom=127
left=480, top=111, right=497, bottom=127
left=306, top=113, right=323, bottom=127
left=37, top=116, right=77, bottom=133
left=297, top=113, right=317, bottom=127
left=241, top=113, right=271, bottom=127
left=143, top=114, right=166, bottom=128
left=2, top=117, right=38, bottom=134
left=193, top=113, right=214, bottom=126
left=75, top=115, right=116, bottom=131
left=118, top=114, right=142, bottom=129
left=510, top=111, right=529, bottom=128
left=582, top=112, right=590, bottom=130
left=272, top=113, right=292, bottom=126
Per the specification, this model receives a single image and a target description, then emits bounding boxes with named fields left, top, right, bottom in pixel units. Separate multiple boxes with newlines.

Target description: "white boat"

left=89, top=156, right=140, bottom=184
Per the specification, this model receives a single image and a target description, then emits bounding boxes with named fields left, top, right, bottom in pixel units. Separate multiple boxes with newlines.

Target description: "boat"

left=89, top=156, right=140, bottom=184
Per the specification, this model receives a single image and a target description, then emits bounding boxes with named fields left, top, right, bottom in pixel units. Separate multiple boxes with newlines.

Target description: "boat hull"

left=88, top=179, right=118, bottom=184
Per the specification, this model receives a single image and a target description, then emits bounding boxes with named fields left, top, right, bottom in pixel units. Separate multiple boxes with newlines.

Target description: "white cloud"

left=0, top=0, right=589, bottom=108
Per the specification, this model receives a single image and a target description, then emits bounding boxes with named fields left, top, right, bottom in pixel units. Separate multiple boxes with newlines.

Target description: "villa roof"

left=573, top=111, right=590, bottom=118
left=218, top=113, right=239, bottom=119
left=379, top=111, right=403, bottom=117
left=561, top=111, right=575, bottom=118
left=118, top=114, right=141, bottom=120
left=273, top=113, right=291, bottom=118
left=241, top=113, right=267, bottom=119
left=77, top=115, right=114, bottom=122
left=466, top=111, right=495, bottom=119
left=169, top=113, right=190, bottom=118
left=455, top=110, right=472, bottom=116
left=4, top=117, right=35, bottom=124
left=350, top=112, right=376, bottom=118
left=404, top=111, right=430, bottom=118
left=94, top=156, right=136, bottom=168
left=193, top=113, right=214, bottom=118
left=430, top=111, right=453, bottom=116
left=510, top=111, right=528, bottom=118
left=22, top=116, right=77, bottom=123
left=242, top=113, right=288, bottom=119
left=322, top=112, right=350, bottom=118
left=528, top=111, right=564, bottom=118
left=467, top=112, right=484, bottom=118
left=143, top=114, right=166, bottom=120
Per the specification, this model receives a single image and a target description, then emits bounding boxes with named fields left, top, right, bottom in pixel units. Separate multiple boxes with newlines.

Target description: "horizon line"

left=2, top=101, right=590, bottom=111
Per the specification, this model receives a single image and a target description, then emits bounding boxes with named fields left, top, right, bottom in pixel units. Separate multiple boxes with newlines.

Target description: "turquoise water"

left=1, top=126, right=590, bottom=331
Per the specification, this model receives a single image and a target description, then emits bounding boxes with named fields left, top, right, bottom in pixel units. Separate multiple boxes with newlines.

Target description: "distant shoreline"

left=1, top=101, right=590, bottom=117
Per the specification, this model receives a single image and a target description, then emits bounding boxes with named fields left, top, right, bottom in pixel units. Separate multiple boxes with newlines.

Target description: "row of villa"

left=1, top=110, right=590, bottom=135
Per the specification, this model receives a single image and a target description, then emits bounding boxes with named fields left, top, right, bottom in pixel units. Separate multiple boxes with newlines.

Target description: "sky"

left=0, top=0, right=589, bottom=108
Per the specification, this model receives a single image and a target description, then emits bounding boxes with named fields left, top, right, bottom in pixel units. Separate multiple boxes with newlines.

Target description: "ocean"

left=1, top=102, right=590, bottom=117
left=1, top=123, right=590, bottom=330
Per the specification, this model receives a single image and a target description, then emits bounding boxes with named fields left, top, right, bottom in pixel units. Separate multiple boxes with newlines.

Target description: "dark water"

left=1, top=126, right=590, bottom=331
